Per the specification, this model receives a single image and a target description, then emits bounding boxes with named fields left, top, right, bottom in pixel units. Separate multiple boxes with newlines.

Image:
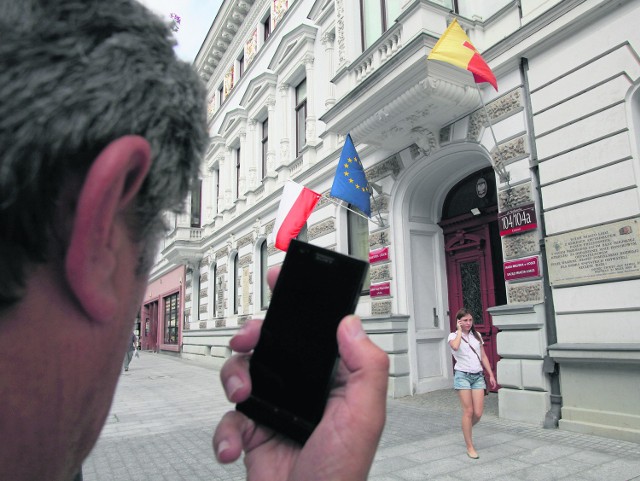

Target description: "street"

left=83, top=352, right=640, bottom=481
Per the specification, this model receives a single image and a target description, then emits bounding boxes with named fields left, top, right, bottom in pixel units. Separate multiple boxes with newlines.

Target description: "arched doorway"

left=439, top=167, right=505, bottom=389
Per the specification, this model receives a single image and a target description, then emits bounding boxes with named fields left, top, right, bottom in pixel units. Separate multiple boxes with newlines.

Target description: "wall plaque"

left=370, top=282, right=391, bottom=298
left=545, top=218, right=640, bottom=286
left=369, top=247, right=389, bottom=264
left=504, top=256, right=539, bottom=281
left=499, top=203, right=537, bottom=236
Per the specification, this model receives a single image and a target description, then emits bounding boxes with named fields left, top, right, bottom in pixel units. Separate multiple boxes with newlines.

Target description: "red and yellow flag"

left=427, top=19, right=498, bottom=91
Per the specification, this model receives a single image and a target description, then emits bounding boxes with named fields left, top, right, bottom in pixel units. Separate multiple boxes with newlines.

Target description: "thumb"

left=336, top=315, right=389, bottom=415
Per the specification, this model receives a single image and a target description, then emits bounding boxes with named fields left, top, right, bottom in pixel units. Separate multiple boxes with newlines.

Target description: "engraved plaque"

left=545, top=218, right=640, bottom=286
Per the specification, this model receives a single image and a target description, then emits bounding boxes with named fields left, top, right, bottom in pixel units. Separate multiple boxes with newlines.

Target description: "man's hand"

left=213, top=268, right=389, bottom=481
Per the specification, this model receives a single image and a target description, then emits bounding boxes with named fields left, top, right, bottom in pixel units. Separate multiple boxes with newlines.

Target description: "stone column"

left=266, top=95, right=276, bottom=177
left=223, top=146, right=233, bottom=210
left=303, top=53, right=316, bottom=146
left=247, top=120, right=257, bottom=189
left=212, top=157, right=223, bottom=217
left=322, top=31, right=336, bottom=109
left=278, top=82, right=290, bottom=165
left=238, top=129, right=247, bottom=198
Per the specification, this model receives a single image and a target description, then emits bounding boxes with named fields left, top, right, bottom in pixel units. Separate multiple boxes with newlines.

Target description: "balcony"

left=322, top=2, right=483, bottom=154
left=162, top=226, right=204, bottom=266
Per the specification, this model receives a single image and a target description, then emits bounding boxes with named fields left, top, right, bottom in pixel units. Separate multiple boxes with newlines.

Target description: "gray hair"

left=0, top=0, right=208, bottom=306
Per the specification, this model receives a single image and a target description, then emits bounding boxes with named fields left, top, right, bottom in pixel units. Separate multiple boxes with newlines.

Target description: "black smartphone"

left=236, top=239, right=369, bottom=444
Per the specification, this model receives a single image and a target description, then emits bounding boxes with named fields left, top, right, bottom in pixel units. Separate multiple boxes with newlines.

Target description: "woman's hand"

left=488, top=374, right=498, bottom=391
left=213, top=268, right=390, bottom=481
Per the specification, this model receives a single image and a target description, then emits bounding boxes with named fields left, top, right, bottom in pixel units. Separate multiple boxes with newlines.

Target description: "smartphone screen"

left=236, top=239, right=369, bottom=444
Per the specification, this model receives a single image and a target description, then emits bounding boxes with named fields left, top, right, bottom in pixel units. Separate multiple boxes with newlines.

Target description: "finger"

left=336, top=315, right=389, bottom=426
left=213, top=411, right=253, bottom=463
left=266, top=265, right=281, bottom=290
left=219, top=353, right=252, bottom=403
left=229, top=318, right=263, bottom=353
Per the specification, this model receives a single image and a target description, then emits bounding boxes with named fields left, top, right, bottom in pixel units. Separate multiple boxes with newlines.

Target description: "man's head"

left=0, top=0, right=207, bottom=306
left=0, top=1, right=207, bottom=479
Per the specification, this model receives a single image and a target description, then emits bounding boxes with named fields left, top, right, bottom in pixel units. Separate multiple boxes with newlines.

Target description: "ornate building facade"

left=143, top=0, right=640, bottom=443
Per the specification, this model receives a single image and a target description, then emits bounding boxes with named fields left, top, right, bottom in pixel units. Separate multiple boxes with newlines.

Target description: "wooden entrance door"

left=443, top=221, right=501, bottom=389
left=142, top=301, right=158, bottom=352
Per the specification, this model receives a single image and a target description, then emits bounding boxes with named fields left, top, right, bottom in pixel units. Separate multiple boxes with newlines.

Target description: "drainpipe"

left=519, top=57, right=562, bottom=428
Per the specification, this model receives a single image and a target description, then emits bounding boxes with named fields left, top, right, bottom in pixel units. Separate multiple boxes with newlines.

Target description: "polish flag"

left=272, top=180, right=321, bottom=251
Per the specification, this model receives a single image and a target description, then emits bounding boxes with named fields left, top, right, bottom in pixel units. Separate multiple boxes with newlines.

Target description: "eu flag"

left=330, top=134, right=371, bottom=217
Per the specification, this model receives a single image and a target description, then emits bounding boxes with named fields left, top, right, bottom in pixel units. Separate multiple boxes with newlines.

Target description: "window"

left=360, top=0, right=402, bottom=50
left=214, top=168, right=220, bottom=214
left=260, top=240, right=269, bottom=309
left=217, top=84, right=223, bottom=107
left=263, top=14, right=271, bottom=41
left=236, top=146, right=241, bottom=198
left=297, top=223, right=309, bottom=243
left=348, top=206, right=370, bottom=293
left=261, top=118, right=269, bottom=179
left=238, top=52, right=245, bottom=79
left=209, top=264, right=217, bottom=319
left=163, top=292, right=179, bottom=344
left=196, top=274, right=202, bottom=320
left=190, top=179, right=202, bottom=227
left=233, top=253, right=239, bottom=314
left=295, top=79, right=307, bottom=156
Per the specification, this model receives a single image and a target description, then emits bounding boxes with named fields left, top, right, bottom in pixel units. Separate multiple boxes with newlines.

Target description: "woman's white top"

left=447, top=331, right=483, bottom=373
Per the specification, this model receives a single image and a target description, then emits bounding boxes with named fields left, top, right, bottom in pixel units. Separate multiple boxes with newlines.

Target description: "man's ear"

left=65, top=135, right=152, bottom=323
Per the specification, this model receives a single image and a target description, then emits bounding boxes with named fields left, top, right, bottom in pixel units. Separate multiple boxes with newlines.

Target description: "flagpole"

left=475, top=84, right=510, bottom=186
left=368, top=185, right=386, bottom=228
left=322, top=193, right=384, bottom=227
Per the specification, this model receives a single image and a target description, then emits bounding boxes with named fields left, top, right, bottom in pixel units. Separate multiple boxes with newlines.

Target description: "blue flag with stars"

left=330, top=134, right=371, bottom=217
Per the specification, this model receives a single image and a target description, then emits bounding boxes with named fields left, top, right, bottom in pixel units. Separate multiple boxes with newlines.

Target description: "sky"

left=138, top=0, right=224, bottom=63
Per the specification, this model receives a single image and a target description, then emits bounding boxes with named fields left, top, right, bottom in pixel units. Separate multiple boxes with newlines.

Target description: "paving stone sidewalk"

left=83, top=352, right=640, bottom=481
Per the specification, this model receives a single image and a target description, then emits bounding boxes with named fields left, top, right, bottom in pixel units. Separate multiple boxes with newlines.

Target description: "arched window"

left=232, top=252, right=239, bottom=315
left=260, top=240, right=269, bottom=309
left=208, top=263, right=217, bottom=319
left=295, top=79, right=307, bottom=156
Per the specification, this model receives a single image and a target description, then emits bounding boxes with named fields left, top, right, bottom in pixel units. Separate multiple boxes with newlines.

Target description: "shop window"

left=163, top=292, right=179, bottom=344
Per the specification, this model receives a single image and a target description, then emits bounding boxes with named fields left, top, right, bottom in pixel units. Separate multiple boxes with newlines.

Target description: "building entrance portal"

left=439, top=168, right=505, bottom=389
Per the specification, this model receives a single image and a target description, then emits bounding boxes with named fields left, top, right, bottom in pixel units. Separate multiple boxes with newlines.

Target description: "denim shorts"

left=453, top=370, right=486, bottom=390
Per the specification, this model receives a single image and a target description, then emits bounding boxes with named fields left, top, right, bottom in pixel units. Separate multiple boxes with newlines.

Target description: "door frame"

left=440, top=208, right=501, bottom=388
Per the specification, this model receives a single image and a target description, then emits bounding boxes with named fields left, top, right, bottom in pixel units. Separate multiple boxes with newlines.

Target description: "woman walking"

left=448, top=308, right=497, bottom=459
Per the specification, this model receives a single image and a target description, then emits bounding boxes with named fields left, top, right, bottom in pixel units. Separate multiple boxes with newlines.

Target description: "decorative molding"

left=366, top=155, right=402, bottom=182
left=216, top=246, right=230, bottom=260
left=309, top=218, right=335, bottom=240
left=335, top=0, right=346, bottom=68
left=498, top=182, right=533, bottom=211
left=351, top=77, right=479, bottom=147
left=315, top=194, right=334, bottom=210
left=502, top=230, right=539, bottom=260
left=468, top=88, right=523, bottom=141
left=370, top=229, right=390, bottom=249
left=507, top=280, right=544, bottom=304
left=372, top=300, right=392, bottom=316
left=492, top=135, right=527, bottom=172
left=370, top=263, right=391, bottom=283
left=371, top=194, right=389, bottom=214
left=239, top=253, right=252, bottom=267
left=265, top=219, right=275, bottom=235
left=237, top=232, right=254, bottom=249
